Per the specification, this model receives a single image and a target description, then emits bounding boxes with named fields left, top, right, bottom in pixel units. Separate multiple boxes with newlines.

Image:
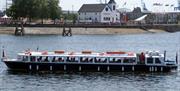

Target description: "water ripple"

left=0, top=32, right=180, bottom=91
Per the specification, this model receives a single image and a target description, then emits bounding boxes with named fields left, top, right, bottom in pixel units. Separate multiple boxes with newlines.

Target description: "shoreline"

left=0, top=27, right=168, bottom=35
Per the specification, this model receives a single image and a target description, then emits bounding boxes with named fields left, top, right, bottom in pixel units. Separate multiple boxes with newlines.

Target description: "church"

left=78, top=0, right=120, bottom=23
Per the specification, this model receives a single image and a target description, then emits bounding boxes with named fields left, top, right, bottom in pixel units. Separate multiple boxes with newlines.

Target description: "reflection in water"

left=0, top=32, right=180, bottom=91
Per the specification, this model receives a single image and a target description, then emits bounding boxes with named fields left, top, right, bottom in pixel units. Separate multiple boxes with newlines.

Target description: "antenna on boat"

left=37, top=46, right=39, bottom=51
left=176, top=52, right=178, bottom=64
left=164, top=50, right=166, bottom=61
left=2, top=46, right=5, bottom=58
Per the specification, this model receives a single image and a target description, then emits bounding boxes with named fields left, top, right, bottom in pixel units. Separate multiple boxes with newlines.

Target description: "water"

left=0, top=32, right=180, bottom=91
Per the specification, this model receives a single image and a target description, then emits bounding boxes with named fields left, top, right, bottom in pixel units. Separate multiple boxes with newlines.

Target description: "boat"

left=1, top=50, right=178, bottom=72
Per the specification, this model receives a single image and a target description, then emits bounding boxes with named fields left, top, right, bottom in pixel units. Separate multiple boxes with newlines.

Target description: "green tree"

left=48, top=0, right=61, bottom=24
left=37, top=0, right=49, bottom=24
left=7, top=0, right=62, bottom=23
left=63, top=12, right=78, bottom=24
left=7, top=0, right=26, bottom=19
left=26, top=0, right=39, bottom=22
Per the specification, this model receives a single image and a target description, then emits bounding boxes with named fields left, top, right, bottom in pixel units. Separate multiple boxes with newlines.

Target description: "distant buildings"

left=78, top=0, right=120, bottom=23
left=145, top=13, right=180, bottom=24
left=0, top=10, right=4, bottom=17
left=119, top=6, right=180, bottom=25
left=174, top=0, right=180, bottom=11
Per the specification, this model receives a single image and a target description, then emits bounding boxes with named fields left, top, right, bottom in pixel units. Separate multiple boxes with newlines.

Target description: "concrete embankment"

left=0, top=27, right=15, bottom=34
left=0, top=27, right=166, bottom=35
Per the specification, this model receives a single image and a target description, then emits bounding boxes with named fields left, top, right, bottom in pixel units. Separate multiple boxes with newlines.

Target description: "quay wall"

left=0, top=27, right=151, bottom=35
left=24, top=27, right=149, bottom=35
left=0, top=25, right=179, bottom=35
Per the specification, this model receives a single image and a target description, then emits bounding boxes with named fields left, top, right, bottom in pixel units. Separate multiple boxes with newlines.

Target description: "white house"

left=78, top=0, right=120, bottom=23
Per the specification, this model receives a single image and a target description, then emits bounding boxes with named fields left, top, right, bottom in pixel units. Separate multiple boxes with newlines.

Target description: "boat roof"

left=145, top=51, right=164, bottom=58
left=145, top=54, right=164, bottom=58
left=18, top=51, right=137, bottom=58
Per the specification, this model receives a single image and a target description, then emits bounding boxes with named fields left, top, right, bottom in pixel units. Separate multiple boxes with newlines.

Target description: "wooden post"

left=15, top=22, right=25, bottom=36
left=62, top=24, right=72, bottom=36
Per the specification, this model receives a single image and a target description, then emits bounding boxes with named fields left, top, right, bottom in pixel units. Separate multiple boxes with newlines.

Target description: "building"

left=0, top=10, right=4, bottom=17
left=174, top=0, right=180, bottom=11
left=119, top=6, right=180, bottom=25
left=145, top=13, right=180, bottom=24
left=78, top=0, right=120, bottom=23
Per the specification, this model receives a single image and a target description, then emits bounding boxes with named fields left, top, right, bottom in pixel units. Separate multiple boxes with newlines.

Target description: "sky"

left=0, top=0, right=179, bottom=12
left=59, top=0, right=179, bottom=12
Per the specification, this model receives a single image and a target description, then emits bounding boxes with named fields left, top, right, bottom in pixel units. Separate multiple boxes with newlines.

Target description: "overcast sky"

left=0, top=0, right=179, bottom=12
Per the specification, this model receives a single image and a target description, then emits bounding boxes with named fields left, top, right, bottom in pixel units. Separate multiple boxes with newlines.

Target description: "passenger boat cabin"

left=17, top=51, right=137, bottom=64
left=15, top=50, right=173, bottom=66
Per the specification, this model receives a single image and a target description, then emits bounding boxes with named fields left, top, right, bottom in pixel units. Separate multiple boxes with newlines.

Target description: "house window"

left=106, top=8, right=108, bottom=11
left=85, top=12, right=86, bottom=15
left=79, top=13, right=81, bottom=15
left=95, top=13, right=97, bottom=15
left=113, top=5, right=115, bottom=10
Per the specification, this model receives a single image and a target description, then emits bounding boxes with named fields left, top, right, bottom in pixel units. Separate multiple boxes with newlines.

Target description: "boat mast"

left=164, top=50, right=166, bottom=61
left=2, top=46, right=5, bottom=58
left=176, top=52, right=178, bottom=64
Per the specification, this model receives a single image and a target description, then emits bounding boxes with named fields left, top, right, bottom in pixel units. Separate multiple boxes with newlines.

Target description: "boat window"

left=155, top=58, right=161, bottom=64
left=81, top=57, right=93, bottom=63
left=44, top=57, right=49, bottom=62
left=103, top=58, right=107, bottom=63
left=123, top=58, right=129, bottom=63
left=80, top=57, right=83, bottom=62
left=129, top=58, right=136, bottom=63
left=22, top=56, right=29, bottom=61
left=94, top=57, right=97, bottom=62
left=147, top=57, right=153, bottom=64
left=75, top=57, right=79, bottom=61
left=17, top=56, right=22, bottom=61
left=52, top=57, right=56, bottom=62
left=95, top=57, right=102, bottom=63
left=58, top=57, right=64, bottom=62
left=123, top=58, right=136, bottom=63
left=70, top=57, right=76, bottom=62
left=109, top=58, right=121, bottom=63
left=109, top=58, right=115, bottom=63
left=98, top=58, right=107, bottom=63
left=117, top=58, right=121, bottom=63
left=37, top=56, right=42, bottom=62
left=41, top=56, right=49, bottom=62
left=30, top=56, right=36, bottom=62
left=89, top=57, right=93, bottom=62
left=66, top=57, right=70, bottom=62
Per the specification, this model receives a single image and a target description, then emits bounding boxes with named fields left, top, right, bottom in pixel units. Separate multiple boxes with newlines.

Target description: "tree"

left=37, top=0, right=49, bottom=24
left=62, top=12, right=78, bottom=24
left=26, top=0, right=39, bottom=22
left=7, top=0, right=62, bottom=23
left=7, top=0, right=25, bottom=19
left=48, top=0, right=61, bottom=24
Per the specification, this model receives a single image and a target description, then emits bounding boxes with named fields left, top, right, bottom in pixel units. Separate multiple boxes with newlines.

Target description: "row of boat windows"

left=20, top=56, right=136, bottom=63
left=147, top=58, right=162, bottom=64
left=19, top=56, right=162, bottom=64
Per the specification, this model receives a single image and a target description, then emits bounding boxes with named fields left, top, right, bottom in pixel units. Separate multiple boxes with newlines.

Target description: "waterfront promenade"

left=0, top=24, right=179, bottom=35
